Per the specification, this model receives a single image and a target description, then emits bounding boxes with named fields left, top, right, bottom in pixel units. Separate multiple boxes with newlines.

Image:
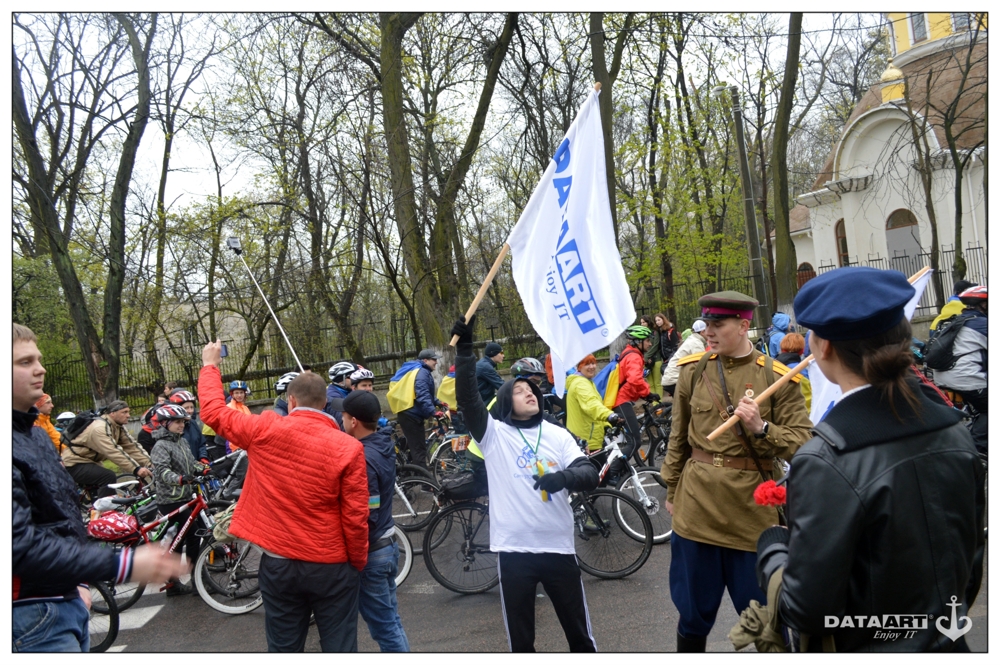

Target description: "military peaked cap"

left=698, top=291, right=758, bottom=320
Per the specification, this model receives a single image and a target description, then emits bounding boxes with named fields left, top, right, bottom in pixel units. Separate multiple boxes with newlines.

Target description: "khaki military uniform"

left=661, top=350, right=813, bottom=552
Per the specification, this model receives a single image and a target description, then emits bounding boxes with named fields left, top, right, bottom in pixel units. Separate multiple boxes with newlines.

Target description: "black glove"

left=647, top=392, right=661, bottom=403
left=532, top=470, right=567, bottom=493
left=450, top=315, right=477, bottom=347
left=607, top=412, right=623, bottom=426
left=177, top=475, right=190, bottom=485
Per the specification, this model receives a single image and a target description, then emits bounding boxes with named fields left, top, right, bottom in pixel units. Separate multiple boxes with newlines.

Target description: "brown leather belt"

left=690, top=447, right=773, bottom=471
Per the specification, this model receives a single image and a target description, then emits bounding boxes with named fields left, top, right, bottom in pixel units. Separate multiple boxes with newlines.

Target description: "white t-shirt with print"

left=476, top=416, right=587, bottom=554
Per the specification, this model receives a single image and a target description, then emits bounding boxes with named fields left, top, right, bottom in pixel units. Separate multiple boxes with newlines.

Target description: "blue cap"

left=794, top=267, right=914, bottom=341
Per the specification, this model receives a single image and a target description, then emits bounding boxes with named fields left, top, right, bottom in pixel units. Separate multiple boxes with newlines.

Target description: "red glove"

left=434, top=411, right=446, bottom=419
left=201, top=467, right=213, bottom=476
left=199, top=458, right=210, bottom=465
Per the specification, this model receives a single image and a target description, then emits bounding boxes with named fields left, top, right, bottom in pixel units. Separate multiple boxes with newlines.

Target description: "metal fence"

left=807, top=245, right=987, bottom=316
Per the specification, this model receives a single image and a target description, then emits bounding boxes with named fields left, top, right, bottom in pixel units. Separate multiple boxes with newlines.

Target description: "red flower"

left=754, top=480, right=786, bottom=507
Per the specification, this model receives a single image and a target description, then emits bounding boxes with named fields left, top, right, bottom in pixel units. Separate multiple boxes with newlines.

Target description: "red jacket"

left=614, top=346, right=650, bottom=406
left=198, top=365, right=369, bottom=569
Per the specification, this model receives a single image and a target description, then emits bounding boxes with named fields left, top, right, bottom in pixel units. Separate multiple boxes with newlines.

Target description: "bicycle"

left=428, top=431, right=474, bottom=484
left=87, top=581, right=119, bottom=652
left=589, top=425, right=671, bottom=544
left=392, top=472, right=442, bottom=554
left=393, top=525, right=413, bottom=587
left=193, top=535, right=264, bottom=615
left=570, top=487, right=653, bottom=578
left=422, top=499, right=497, bottom=594
left=634, top=400, right=672, bottom=470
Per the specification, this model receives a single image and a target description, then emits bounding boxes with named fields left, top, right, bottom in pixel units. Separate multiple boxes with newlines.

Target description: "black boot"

left=677, top=631, right=707, bottom=652
left=165, top=578, right=193, bottom=597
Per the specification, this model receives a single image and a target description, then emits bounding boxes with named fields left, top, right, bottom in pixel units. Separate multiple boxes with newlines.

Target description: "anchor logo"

left=935, top=595, right=972, bottom=642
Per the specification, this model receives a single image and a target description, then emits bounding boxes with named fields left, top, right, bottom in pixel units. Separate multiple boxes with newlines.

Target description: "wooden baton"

left=449, top=243, right=511, bottom=347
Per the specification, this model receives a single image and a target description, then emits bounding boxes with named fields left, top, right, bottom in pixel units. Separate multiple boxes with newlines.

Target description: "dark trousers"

left=669, top=532, right=766, bottom=638
left=612, top=403, right=642, bottom=459
left=497, top=551, right=597, bottom=652
left=66, top=463, right=117, bottom=498
left=398, top=415, right=428, bottom=469
left=258, top=554, right=361, bottom=652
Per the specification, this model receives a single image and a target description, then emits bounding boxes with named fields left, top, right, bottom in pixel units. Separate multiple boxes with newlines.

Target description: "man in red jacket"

left=199, top=341, right=369, bottom=652
left=612, top=325, right=660, bottom=470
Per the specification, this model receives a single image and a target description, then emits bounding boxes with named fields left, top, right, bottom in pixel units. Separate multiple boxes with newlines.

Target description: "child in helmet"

left=272, top=372, right=299, bottom=416
left=225, top=380, right=251, bottom=450
left=148, top=404, right=212, bottom=596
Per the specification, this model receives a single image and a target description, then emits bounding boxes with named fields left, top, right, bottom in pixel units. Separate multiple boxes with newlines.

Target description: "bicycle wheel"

left=398, top=464, right=434, bottom=481
left=423, top=502, right=498, bottom=594
left=431, top=444, right=472, bottom=484
left=193, top=537, right=264, bottom=615
left=394, top=525, right=413, bottom=587
left=393, top=476, right=440, bottom=543
left=88, top=582, right=119, bottom=652
left=616, top=467, right=672, bottom=544
left=573, top=488, right=653, bottom=579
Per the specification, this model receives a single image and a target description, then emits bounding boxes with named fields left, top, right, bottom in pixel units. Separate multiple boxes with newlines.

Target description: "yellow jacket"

left=565, top=373, right=613, bottom=451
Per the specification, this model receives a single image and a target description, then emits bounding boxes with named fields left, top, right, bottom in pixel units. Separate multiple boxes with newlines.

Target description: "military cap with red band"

left=698, top=290, right=758, bottom=320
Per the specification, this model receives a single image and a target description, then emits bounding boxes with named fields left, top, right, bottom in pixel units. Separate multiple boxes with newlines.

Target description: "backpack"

left=60, top=409, right=104, bottom=450
left=924, top=312, right=976, bottom=371
left=754, top=328, right=775, bottom=357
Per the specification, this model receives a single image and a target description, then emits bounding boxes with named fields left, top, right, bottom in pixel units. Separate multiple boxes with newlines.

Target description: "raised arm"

left=451, top=317, right=490, bottom=442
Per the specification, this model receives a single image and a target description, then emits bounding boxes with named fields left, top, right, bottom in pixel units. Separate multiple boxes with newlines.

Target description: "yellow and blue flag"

left=436, top=365, right=457, bottom=409
left=592, top=355, right=621, bottom=408
left=387, top=360, right=423, bottom=414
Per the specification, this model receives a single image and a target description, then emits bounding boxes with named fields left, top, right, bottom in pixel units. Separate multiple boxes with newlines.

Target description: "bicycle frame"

left=587, top=429, right=656, bottom=514
left=131, top=480, right=216, bottom=554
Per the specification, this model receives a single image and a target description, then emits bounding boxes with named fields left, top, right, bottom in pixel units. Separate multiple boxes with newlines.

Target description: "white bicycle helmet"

left=274, top=372, right=300, bottom=395
left=350, top=367, right=374, bottom=383
left=328, top=361, right=357, bottom=383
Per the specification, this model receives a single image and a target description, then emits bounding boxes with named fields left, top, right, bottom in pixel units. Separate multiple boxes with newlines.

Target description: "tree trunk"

left=771, top=12, right=801, bottom=310
left=589, top=12, right=633, bottom=244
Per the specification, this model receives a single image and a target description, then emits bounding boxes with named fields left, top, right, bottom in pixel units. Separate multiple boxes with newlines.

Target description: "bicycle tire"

left=88, top=582, right=119, bottom=652
left=394, top=525, right=413, bottom=587
left=431, top=444, right=473, bottom=484
left=398, top=464, right=434, bottom=481
left=113, top=473, right=147, bottom=497
left=616, top=467, right=672, bottom=544
left=573, top=488, right=653, bottom=579
left=193, top=537, right=264, bottom=615
left=393, top=476, right=441, bottom=544
left=423, top=502, right=498, bottom=594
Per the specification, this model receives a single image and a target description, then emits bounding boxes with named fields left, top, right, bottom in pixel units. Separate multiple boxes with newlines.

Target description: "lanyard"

left=516, top=421, right=543, bottom=457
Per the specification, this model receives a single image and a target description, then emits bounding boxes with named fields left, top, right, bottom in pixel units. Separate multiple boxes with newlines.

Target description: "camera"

left=225, top=237, right=243, bottom=254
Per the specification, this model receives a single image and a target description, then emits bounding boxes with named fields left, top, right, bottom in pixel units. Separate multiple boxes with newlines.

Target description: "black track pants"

left=497, top=551, right=597, bottom=653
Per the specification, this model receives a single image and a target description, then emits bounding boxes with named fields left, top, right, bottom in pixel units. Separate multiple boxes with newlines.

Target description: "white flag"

left=808, top=268, right=934, bottom=423
left=506, top=89, right=635, bottom=396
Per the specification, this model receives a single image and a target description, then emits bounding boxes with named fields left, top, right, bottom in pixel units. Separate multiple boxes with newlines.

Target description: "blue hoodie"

left=359, top=426, right=397, bottom=549
left=769, top=313, right=790, bottom=357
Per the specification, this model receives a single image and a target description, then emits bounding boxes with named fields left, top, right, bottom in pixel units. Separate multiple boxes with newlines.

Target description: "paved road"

left=109, top=536, right=986, bottom=652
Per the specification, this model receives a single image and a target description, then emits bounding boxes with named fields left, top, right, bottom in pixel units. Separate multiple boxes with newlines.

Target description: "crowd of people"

left=11, top=267, right=986, bottom=653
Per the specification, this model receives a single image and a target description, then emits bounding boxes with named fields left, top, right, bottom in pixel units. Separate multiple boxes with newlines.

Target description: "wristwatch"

left=754, top=421, right=770, bottom=439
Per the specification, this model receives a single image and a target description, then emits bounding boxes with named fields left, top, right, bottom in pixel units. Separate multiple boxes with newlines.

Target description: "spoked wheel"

left=431, top=443, right=471, bottom=485
left=572, top=488, right=653, bottom=579
left=393, top=476, right=441, bottom=553
left=616, top=467, right=672, bottom=544
left=394, top=525, right=413, bottom=587
left=423, top=502, right=498, bottom=594
left=193, top=537, right=263, bottom=615
left=88, top=582, right=119, bottom=652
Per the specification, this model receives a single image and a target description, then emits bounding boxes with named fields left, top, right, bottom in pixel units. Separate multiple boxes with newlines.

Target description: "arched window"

left=796, top=263, right=816, bottom=288
left=886, top=208, right=919, bottom=229
left=835, top=219, right=849, bottom=266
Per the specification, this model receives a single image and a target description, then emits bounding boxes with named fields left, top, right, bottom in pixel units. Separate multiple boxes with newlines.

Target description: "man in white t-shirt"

left=451, top=316, right=599, bottom=652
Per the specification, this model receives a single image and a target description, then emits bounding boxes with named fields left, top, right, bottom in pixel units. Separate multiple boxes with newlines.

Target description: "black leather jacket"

left=13, top=409, right=118, bottom=601
left=757, top=384, right=985, bottom=652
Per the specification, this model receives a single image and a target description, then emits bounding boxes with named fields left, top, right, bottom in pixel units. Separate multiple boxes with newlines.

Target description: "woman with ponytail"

left=754, top=267, right=985, bottom=652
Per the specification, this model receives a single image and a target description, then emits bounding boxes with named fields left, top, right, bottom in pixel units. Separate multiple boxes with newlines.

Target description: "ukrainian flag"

left=387, top=360, right=423, bottom=414
left=592, top=356, right=621, bottom=408
left=437, top=365, right=457, bottom=409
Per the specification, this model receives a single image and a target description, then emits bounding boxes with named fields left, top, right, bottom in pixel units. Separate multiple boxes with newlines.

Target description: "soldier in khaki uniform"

left=660, top=291, right=812, bottom=651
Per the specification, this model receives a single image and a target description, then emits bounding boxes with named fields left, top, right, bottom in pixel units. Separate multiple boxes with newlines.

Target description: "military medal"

left=745, top=383, right=754, bottom=398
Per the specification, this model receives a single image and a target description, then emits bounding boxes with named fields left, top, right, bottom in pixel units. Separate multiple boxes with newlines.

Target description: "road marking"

left=400, top=583, right=436, bottom=594
left=107, top=645, right=128, bottom=652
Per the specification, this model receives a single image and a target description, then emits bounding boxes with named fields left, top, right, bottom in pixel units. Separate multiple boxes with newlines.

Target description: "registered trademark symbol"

left=601, top=328, right=609, bottom=337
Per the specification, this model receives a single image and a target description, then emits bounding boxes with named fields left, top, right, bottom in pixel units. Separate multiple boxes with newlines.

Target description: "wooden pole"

left=705, top=265, right=933, bottom=441
left=449, top=243, right=511, bottom=346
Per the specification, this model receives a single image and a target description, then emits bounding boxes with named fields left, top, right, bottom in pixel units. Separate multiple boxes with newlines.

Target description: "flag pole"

left=449, top=243, right=511, bottom=347
left=705, top=265, right=932, bottom=441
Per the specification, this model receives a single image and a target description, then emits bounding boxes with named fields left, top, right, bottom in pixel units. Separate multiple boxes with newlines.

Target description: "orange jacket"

left=34, top=414, right=63, bottom=453
left=198, top=365, right=369, bottom=569
left=225, top=399, right=252, bottom=449
left=614, top=346, right=651, bottom=406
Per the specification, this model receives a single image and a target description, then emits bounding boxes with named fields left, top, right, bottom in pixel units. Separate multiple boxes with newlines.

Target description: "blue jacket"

left=326, top=383, right=351, bottom=428
left=13, top=408, right=120, bottom=601
left=402, top=363, right=438, bottom=421
left=476, top=356, right=504, bottom=403
left=768, top=312, right=791, bottom=357
left=360, top=426, right=397, bottom=549
left=182, top=418, right=208, bottom=460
